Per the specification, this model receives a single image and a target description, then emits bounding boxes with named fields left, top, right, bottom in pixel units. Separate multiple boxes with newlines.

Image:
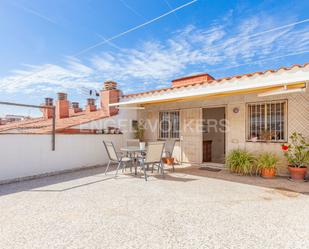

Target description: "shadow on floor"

left=0, top=164, right=174, bottom=196
left=153, top=174, right=197, bottom=182
left=0, top=165, right=121, bottom=196
left=176, top=166, right=309, bottom=195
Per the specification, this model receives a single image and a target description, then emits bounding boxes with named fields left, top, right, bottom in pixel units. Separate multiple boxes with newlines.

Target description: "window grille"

left=159, top=111, right=180, bottom=139
left=247, top=100, right=286, bottom=142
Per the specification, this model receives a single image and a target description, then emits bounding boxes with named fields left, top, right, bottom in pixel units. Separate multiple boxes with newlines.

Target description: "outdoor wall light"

left=233, top=107, right=240, bottom=113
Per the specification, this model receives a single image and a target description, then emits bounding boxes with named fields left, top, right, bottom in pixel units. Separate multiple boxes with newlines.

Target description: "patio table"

left=120, top=146, right=146, bottom=175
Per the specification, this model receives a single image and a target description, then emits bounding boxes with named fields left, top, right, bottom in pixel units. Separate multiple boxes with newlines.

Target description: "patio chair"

left=126, top=139, right=141, bottom=158
left=103, top=141, right=132, bottom=177
left=164, top=139, right=176, bottom=171
left=139, top=141, right=165, bottom=181
left=126, top=139, right=140, bottom=147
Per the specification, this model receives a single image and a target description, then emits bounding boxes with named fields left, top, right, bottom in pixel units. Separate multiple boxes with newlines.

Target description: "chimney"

left=100, top=81, right=120, bottom=116
left=56, top=92, right=69, bottom=119
left=42, top=97, right=54, bottom=119
left=69, top=102, right=82, bottom=115
left=86, top=98, right=97, bottom=112
left=172, top=73, right=215, bottom=88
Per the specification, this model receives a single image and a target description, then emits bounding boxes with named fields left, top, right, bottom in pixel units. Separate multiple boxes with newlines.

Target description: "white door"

left=180, top=108, right=202, bottom=163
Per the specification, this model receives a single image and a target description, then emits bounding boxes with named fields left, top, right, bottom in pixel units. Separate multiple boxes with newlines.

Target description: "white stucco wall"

left=141, top=90, right=309, bottom=175
left=0, top=134, right=123, bottom=183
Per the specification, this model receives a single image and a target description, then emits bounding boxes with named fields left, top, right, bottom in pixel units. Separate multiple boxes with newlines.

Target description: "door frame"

left=202, top=105, right=227, bottom=164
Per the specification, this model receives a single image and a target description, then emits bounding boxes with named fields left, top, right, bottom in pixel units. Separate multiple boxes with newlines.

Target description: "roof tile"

left=123, top=62, right=309, bottom=98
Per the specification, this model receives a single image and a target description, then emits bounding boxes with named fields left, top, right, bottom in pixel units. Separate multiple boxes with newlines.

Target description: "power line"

left=163, top=0, right=182, bottom=25
left=120, top=0, right=145, bottom=20
left=245, top=18, right=309, bottom=39
left=209, top=50, right=309, bottom=72
left=207, top=18, right=309, bottom=52
left=74, top=0, right=198, bottom=56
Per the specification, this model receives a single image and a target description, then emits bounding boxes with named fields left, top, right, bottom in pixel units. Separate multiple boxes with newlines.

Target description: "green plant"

left=133, top=120, right=145, bottom=141
left=227, top=149, right=256, bottom=175
left=256, top=152, right=278, bottom=170
left=281, top=132, right=309, bottom=168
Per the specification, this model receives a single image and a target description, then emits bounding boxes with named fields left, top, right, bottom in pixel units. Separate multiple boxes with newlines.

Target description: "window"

left=159, top=111, right=180, bottom=139
left=247, top=100, right=286, bottom=142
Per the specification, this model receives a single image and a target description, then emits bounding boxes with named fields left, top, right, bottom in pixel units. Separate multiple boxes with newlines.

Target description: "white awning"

left=110, top=65, right=309, bottom=106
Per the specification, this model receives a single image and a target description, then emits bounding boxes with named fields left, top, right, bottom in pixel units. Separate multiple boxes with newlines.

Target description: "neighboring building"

left=1, top=62, right=309, bottom=175
left=0, top=81, right=131, bottom=134
left=0, top=118, right=6, bottom=125
left=0, top=115, right=30, bottom=125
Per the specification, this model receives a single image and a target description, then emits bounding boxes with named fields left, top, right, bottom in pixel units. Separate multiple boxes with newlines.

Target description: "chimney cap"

left=87, top=98, right=96, bottom=105
left=44, top=97, right=53, bottom=106
left=171, top=73, right=215, bottom=88
left=57, top=92, right=68, bottom=100
left=71, top=102, right=79, bottom=108
left=104, top=81, right=117, bottom=90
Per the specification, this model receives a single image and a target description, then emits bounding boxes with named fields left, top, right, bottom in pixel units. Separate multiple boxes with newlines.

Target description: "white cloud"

left=0, top=13, right=308, bottom=96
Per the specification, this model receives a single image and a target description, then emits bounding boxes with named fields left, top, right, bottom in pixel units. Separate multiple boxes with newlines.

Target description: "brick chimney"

left=42, top=97, right=54, bottom=119
left=69, top=102, right=82, bottom=115
left=100, top=81, right=120, bottom=116
left=86, top=98, right=97, bottom=112
left=172, top=73, right=215, bottom=87
left=56, top=92, right=69, bottom=119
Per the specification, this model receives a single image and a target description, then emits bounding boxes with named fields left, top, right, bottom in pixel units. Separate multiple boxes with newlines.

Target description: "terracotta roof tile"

left=123, top=62, right=309, bottom=98
left=0, top=109, right=111, bottom=134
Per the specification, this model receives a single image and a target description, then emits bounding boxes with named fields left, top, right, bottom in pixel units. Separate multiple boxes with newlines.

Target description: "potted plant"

left=166, top=157, right=174, bottom=165
left=256, top=152, right=278, bottom=178
left=133, top=120, right=145, bottom=150
left=227, top=149, right=256, bottom=175
left=281, top=132, right=309, bottom=180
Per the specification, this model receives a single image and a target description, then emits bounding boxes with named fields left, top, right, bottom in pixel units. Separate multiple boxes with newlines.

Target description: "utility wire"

left=209, top=50, right=309, bottom=72
left=74, top=0, right=198, bottom=56
left=206, top=18, right=309, bottom=52
left=12, top=0, right=198, bottom=84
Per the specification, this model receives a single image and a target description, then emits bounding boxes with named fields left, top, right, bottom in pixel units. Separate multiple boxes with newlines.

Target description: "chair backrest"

left=145, top=141, right=165, bottom=164
left=126, top=139, right=140, bottom=147
left=165, top=139, right=176, bottom=157
left=103, top=141, right=119, bottom=161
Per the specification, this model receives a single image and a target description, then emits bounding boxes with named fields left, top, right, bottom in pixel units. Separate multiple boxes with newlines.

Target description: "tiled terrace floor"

left=0, top=165, right=309, bottom=249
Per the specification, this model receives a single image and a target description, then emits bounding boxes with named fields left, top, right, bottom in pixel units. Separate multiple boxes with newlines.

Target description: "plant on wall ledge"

left=281, top=132, right=309, bottom=180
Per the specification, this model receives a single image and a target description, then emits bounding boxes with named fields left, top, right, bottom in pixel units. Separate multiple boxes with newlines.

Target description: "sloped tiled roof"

left=0, top=109, right=110, bottom=134
left=123, top=62, right=309, bottom=98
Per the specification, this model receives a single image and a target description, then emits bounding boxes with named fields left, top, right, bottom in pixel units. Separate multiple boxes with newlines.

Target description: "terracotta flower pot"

left=261, top=168, right=276, bottom=179
left=288, top=166, right=307, bottom=180
left=166, top=157, right=175, bottom=165
left=162, top=157, right=167, bottom=164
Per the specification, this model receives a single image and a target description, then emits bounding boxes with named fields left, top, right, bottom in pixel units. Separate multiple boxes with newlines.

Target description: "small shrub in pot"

left=256, top=152, right=278, bottom=178
left=227, top=149, right=256, bottom=175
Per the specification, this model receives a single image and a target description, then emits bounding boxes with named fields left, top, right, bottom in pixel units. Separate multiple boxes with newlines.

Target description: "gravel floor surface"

left=0, top=166, right=308, bottom=249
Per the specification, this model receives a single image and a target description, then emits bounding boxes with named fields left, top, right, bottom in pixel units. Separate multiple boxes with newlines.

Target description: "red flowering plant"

left=281, top=132, right=309, bottom=168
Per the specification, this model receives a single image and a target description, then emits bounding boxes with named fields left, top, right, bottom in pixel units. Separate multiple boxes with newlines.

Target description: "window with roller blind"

left=247, top=100, right=287, bottom=142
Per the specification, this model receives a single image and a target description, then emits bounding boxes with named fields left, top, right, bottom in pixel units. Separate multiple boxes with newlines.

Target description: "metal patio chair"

left=126, top=139, right=140, bottom=147
left=139, top=141, right=165, bottom=181
left=103, top=141, right=132, bottom=177
left=126, top=139, right=141, bottom=158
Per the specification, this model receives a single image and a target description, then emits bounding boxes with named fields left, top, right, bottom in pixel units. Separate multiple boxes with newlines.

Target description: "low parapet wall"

left=0, top=134, right=123, bottom=183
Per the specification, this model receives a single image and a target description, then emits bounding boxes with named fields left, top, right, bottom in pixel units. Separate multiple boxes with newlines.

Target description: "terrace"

left=0, top=63, right=308, bottom=249
left=0, top=165, right=309, bottom=248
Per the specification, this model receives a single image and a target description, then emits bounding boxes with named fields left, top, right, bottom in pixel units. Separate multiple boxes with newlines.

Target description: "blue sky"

left=0, top=0, right=309, bottom=116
